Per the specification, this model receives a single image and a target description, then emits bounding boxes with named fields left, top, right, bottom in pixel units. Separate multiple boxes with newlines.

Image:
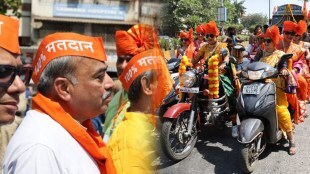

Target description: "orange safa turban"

left=196, top=25, right=204, bottom=34
left=296, top=20, right=307, bottom=36
left=0, top=15, right=20, bottom=54
left=32, top=32, right=107, bottom=84
left=203, top=21, right=220, bottom=36
left=119, top=48, right=173, bottom=109
left=180, top=28, right=194, bottom=42
left=115, top=24, right=160, bottom=57
left=264, top=25, right=280, bottom=46
left=283, top=21, right=297, bottom=32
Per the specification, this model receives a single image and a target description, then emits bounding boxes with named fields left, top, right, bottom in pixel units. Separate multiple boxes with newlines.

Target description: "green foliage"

left=238, top=34, right=249, bottom=41
left=160, top=0, right=219, bottom=36
left=233, top=0, right=246, bottom=23
left=0, top=0, right=22, bottom=17
left=159, top=37, right=180, bottom=50
left=160, top=0, right=246, bottom=37
left=223, top=23, right=244, bottom=33
left=241, top=13, right=268, bottom=29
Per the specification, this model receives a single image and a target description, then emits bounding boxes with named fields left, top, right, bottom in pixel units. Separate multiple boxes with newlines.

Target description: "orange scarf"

left=32, top=93, right=116, bottom=174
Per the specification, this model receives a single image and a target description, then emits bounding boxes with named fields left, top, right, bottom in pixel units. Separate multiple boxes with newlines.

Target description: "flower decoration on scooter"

left=207, top=54, right=220, bottom=99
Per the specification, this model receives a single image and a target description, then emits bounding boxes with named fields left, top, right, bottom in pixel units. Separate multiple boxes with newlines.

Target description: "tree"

left=160, top=0, right=220, bottom=36
left=0, top=0, right=22, bottom=17
left=234, top=0, right=246, bottom=23
left=160, top=0, right=241, bottom=36
left=241, top=13, right=268, bottom=29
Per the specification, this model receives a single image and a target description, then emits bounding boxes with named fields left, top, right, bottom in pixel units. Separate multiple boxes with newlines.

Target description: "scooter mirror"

left=280, top=53, right=293, bottom=61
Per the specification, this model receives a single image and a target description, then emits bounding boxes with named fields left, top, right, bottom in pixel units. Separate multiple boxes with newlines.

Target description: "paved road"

left=156, top=105, right=310, bottom=174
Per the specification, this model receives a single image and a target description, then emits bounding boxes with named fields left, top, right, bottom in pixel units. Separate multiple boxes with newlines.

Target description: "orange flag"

left=303, top=0, right=307, bottom=20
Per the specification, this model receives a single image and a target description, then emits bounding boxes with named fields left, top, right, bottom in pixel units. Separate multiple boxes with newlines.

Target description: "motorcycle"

left=236, top=53, right=293, bottom=173
left=161, top=50, right=234, bottom=161
left=158, top=58, right=181, bottom=121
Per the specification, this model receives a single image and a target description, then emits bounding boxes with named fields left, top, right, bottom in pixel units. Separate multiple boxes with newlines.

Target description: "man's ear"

left=140, top=76, right=153, bottom=96
left=54, top=77, right=72, bottom=101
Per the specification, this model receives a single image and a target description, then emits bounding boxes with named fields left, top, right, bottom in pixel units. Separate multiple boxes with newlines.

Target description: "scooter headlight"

left=241, top=70, right=249, bottom=79
left=247, top=70, right=264, bottom=80
left=181, top=70, right=196, bottom=87
left=261, top=69, right=277, bottom=79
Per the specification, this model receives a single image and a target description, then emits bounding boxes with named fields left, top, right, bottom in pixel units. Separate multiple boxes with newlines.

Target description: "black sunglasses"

left=263, top=38, right=273, bottom=44
left=205, top=34, right=215, bottom=38
left=284, top=31, right=296, bottom=36
left=181, top=38, right=189, bottom=42
left=0, top=65, right=33, bottom=88
left=197, top=33, right=204, bottom=36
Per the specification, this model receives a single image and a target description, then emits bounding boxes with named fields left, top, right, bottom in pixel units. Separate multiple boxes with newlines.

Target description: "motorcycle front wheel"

left=161, top=111, right=198, bottom=161
left=240, top=133, right=266, bottom=173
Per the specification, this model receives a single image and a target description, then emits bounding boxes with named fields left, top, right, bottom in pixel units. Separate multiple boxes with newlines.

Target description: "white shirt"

left=2, top=110, right=100, bottom=174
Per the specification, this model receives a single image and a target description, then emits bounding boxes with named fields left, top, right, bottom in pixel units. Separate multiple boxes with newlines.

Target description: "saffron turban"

left=0, top=15, right=20, bottom=54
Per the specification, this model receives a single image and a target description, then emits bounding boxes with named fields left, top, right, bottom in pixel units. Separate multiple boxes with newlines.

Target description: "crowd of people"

left=1, top=12, right=310, bottom=173
left=172, top=19, right=310, bottom=155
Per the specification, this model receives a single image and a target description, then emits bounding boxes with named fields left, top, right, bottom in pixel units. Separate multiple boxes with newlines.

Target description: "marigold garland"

left=207, top=54, right=220, bottom=99
left=178, top=55, right=193, bottom=87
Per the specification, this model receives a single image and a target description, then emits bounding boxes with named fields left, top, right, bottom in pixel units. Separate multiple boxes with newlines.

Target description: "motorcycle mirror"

left=220, top=48, right=228, bottom=57
left=229, top=56, right=237, bottom=65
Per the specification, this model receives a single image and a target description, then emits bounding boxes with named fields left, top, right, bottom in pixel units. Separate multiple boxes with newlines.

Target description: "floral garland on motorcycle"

left=207, top=54, right=220, bottom=99
left=178, top=56, right=193, bottom=98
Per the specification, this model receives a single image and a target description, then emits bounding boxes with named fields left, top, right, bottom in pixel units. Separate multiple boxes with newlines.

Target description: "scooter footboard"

left=237, top=118, right=264, bottom=144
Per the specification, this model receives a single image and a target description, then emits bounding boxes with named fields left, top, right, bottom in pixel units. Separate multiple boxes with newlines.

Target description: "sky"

left=243, top=0, right=308, bottom=18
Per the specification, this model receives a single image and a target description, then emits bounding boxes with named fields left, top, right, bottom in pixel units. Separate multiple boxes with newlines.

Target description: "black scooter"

left=236, top=53, right=293, bottom=173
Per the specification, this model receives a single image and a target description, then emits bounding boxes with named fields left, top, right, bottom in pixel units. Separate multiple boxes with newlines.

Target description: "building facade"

left=20, top=0, right=162, bottom=75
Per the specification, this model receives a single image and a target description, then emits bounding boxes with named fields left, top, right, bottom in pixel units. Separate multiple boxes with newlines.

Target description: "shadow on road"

left=195, top=125, right=243, bottom=174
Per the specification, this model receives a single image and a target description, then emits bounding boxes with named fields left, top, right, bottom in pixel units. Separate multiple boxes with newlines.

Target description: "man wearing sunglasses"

left=0, top=14, right=32, bottom=171
left=0, top=15, right=31, bottom=125
left=277, top=20, right=308, bottom=125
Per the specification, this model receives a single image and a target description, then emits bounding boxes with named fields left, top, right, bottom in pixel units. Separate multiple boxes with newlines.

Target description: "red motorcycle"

left=161, top=52, right=235, bottom=161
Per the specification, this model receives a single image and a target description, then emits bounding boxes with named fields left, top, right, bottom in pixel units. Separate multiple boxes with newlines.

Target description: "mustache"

left=102, top=90, right=112, bottom=101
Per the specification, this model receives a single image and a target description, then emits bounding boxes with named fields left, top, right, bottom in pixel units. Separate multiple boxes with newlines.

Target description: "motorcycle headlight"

left=247, top=70, right=264, bottom=80
left=181, top=70, right=196, bottom=87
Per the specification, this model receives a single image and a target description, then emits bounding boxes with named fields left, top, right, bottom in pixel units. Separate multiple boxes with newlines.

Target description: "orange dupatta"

left=32, top=93, right=116, bottom=174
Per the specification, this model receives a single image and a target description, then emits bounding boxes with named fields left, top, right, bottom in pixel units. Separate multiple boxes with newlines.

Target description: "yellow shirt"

left=195, top=42, right=229, bottom=63
left=107, top=112, right=157, bottom=174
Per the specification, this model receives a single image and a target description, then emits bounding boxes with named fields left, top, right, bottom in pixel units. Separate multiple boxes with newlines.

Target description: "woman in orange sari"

left=293, top=20, right=310, bottom=117
left=277, top=21, right=306, bottom=124
left=176, top=28, right=197, bottom=60
left=256, top=25, right=297, bottom=155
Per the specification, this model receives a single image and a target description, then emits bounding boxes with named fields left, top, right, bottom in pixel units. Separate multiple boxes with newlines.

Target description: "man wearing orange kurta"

left=3, top=33, right=116, bottom=174
left=277, top=21, right=307, bottom=124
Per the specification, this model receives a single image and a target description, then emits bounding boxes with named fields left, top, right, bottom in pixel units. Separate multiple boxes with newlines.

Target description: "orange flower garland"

left=207, top=54, right=220, bottom=99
